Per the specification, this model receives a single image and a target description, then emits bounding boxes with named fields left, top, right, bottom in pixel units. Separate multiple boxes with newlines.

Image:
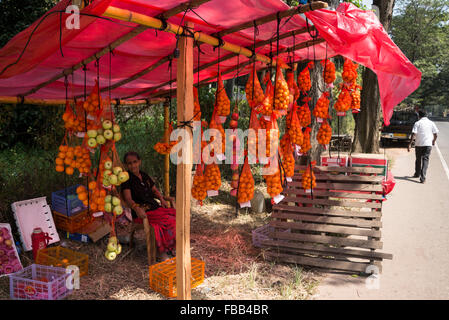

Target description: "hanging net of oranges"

left=192, top=163, right=207, bottom=205
left=349, top=83, right=362, bottom=113
left=237, top=157, right=255, bottom=206
left=333, top=86, right=352, bottom=115
left=302, top=161, right=317, bottom=192
left=153, top=122, right=178, bottom=155
left=286, top=70, right=300, bottom=107
left=245, top=66, right=265, bottom=108
left=214, top=72, right=231, bottom=121
left=321, top=59, right=336, bottom=87
left=259, top=114, right=280, bottom=159
left=248, top=109, right=261, bottom=163
left=297, top=61, right=314, bottom=94
left=298, top=97, right=312, bottom=127
left=193, top=86, right=202, bottom=121
left=313, top=91, right=330, bottom=120
left=258, top=72, right=274, bottom=116
left=208, top=113, right=226, bottom=158
left=342, top=58, right=359, bottom=85
left=263, top=161, right=283, bottom=199
left=55, top=133, right=92, bottom=177
left=204, top=163, right=221, bottom=194
left=273, top=58, right=289, bottom=112
left=316, top=119, right=332, bottom=147
left=82, top=80, right=103, bottom=117
left=280, top=133, right=295, bottom=180
left=288, top=102, right=304, bottom=146
left=298, top=127, right=312, bottom=155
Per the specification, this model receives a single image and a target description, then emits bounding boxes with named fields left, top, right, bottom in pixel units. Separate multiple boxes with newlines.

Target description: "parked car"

left=380, top=111, right=418, bottom=147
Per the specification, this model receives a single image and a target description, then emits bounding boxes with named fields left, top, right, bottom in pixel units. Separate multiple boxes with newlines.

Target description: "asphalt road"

left=313, top=127, right=449, bottom=300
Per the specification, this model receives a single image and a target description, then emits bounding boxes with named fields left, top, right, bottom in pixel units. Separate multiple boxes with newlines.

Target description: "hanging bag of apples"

left=237, top=157, right=255, bottom=208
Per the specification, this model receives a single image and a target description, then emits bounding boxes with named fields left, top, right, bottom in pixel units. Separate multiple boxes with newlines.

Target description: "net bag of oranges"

left=204, top=163, right=221, bottom=197
left=313, top=92, right=330, bottom=122
left=245, top=66, right=265, bottom=109
left=258, top=72, right=274, bottom=117
left=298, top=127, right=312, bottom=155
left=214, top=72, right=231, bottom=123
left=82, top=80, right=104, bottom=118
left=297, top=61, right=314, bottom=94
left=263, top=159, right=284, bottom=204
left=191, top=163, right=207, bottom=205
left=286, top=69, right=300, bottom=108
left=193, top=86, right=202, bottom=121
left=321, top=59, right=336, bottom=87
left=237, top=157, right=255, bottom=208
left=273, top=58, right=289, bottom=113
left=316, top=119, right=332, bottom=148
left=342, top=58, right=359, bottom=85
left=55, top=133, right=91, bottom=177
left=302, top=161, right=317, bottom=193
left=349, top=83, right=362, bottom=113
left=208, top=112, right=226, bottom=160
left=154, top=122, right=178, bottom=155
left=288, top=102, right=304, bottom=147
left=280, top=133, right=295, bottom=182
left=260, top=113, right=280, bottom=159
left=298, top=97, right=312, bottom=127
left=334, top=86, right=352, bottom=116
left=248, top=109, right=261, bottom=163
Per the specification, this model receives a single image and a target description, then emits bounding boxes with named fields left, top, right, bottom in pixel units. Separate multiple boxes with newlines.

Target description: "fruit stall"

left=0, top=0, right=420, bottom=299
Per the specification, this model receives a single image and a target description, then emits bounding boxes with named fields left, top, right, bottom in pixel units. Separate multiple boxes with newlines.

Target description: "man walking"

left=408, top=110, right=439, bottom=183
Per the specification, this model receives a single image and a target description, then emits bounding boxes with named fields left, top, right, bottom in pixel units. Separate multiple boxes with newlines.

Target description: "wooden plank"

left=287, top=181, right=383, bottom=192
left=271, top=211, right=383, bottom=228
left=269, top=220, right=382, bottom=237
left=270, top=231, right=383, bottom=250
left=280, top=196, right=383, bottom=209
left=272, top=205, right=382, bottom=218
left=176, top=21, right=194, bottom=301
left=261, top=240, right=393, bottom=260
left=164, top=100, right=170, bottom=197
left=295, top=165, right=385, bottom=174
left=292, top=174, right=384, bottom=183
left=282, top=188, right=385, bottom=200
left=264, top=251, right=381, bottom=273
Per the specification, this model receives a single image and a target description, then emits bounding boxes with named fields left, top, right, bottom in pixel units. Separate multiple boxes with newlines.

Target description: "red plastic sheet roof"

left=0, top=0, right=420, bottom=125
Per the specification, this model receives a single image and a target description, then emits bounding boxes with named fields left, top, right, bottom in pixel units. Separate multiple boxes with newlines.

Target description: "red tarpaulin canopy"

left=0, top=0, right=420, bottom=125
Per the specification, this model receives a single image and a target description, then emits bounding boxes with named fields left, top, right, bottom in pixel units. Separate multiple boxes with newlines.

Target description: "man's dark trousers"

left=414, top=146, right=432, bottom=182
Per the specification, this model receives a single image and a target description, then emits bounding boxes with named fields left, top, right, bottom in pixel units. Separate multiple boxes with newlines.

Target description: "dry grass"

left=0, top=182, right=320, bottom=300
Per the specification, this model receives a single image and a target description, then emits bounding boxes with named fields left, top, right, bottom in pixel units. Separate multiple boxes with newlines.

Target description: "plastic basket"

left=149, top=257, right=205, bottom=298
left=9, top=264, right=72, bottom=300
left=52, top=209, right=93, bottom=233
left=252, top=224, right=290, bottom=248
left=51, top=185, right=86, bottom=216
left=36, top=246, right=88, bottom=277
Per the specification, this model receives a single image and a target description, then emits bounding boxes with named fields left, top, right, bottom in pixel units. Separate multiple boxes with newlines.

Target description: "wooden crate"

left=263, top=165, right=392, bottom=274
left=52, top=209, right=93, bottom=234
left=36, top=246, right=89, bottom=277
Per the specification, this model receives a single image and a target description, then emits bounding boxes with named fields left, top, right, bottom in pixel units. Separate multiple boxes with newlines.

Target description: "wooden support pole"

left=164, top=99, right=170, bottom=197
left=175, top=21, right=194, bottom=300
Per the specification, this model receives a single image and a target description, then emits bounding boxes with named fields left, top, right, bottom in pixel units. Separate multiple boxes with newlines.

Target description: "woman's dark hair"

left=124, top=151, right=141, bottom=163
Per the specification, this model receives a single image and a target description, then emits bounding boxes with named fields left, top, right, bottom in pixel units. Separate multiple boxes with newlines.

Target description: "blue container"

left=51, top=185, right=86, bottom=216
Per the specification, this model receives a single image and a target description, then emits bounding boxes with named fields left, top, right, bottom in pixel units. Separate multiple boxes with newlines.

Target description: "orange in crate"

left=149, top=257, right=205, bottom=298
left=52, top=209, right=93, bottom=234
left=36, top=246, right=89, bottom=277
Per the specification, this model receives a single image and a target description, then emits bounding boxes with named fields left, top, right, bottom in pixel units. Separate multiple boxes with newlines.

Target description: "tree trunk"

left=352, top=0, right=395, bottom=153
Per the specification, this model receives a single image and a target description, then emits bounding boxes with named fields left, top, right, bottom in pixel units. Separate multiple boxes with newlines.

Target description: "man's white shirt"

left=412, top=117, right=439, bottom=147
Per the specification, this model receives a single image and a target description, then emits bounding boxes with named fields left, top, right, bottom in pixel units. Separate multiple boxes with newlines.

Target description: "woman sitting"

left=121, top=151, right=175, bottom=261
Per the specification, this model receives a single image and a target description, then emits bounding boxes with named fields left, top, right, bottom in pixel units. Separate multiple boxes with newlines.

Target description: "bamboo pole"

left=0, top=96, right=162, bottom=106
left=175, top=21, right=194, bottom=300
left=164, top=99, right=170, bottom=197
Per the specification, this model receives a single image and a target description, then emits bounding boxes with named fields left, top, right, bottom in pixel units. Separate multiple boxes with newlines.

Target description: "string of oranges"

left=237, top=161, right=255, bottom=204
left=302, top=164, right=316, bottom=191
left=204, top=163, right=221, bottom=191
left=245, top=67, right=265, bottom=108
left=288, top=103, right=304, bottom=146
left=55, top=144, right=91, bottom=176
left=313, top=92, right=330, bottom=119
left=316, top=120, right=332, bottom=146
left=191, top=165, right=207, bottom=204
left=215, top=73, right=230, bottom=118
left=298, top=97, right=312, bottom=127
left=298, top=62, right=314, bottom=94
left=321, top=59, right=336, bottom=86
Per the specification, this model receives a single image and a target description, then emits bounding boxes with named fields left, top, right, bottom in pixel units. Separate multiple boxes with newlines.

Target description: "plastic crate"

left=9, top=264, right=72, bottom=300
left=252, top=224, right=290, bottom=248
left=52, top=209, right=93, bottom=233
left=51, top=185, right=86, bottom=216
left=36, top=246, right=88, bottom=277
left=149, top=257, right=205, bottom=298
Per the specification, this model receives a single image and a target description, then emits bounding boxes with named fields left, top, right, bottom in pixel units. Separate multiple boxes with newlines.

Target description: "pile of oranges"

left=298, top=97, right=312, bottom=127
left=313, top=92, right=330, bottom=119
left=263, top=165, right=283, bottom=198
left=245, top=68, right=265, bottom=108
left=55, top=144, right=91, bottom=176
left=334, top=88, right=352, bottom=114
left=288, top=105, right=304, bottom=146
left=316, top=120, right=332, bottom=146
left=322, top=59, right=336, bottom=85
left=193, top=87, right=202, bottom=121
left=204, top=163, right=221, bottom=191
left=298, top=62, right=313, bottom=94
left=302, top=165, right=316, bottom=191
left=191, top=166, right=207, bottom=204
left=237, top=163, right=255, bottom=204
left=342, top=58, right=359, bottom=84
left=299, top=127, right=312, bottom=154
left=76, top=183, right=107, bottom=212
left=215, top=73, right=230, bottom=118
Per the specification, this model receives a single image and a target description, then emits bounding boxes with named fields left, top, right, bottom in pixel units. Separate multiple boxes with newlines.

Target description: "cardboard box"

left=321, top=156, right=349, bottom=167
left=65, top=219, right=111, bottom=243
left=349, top=153, right=388, bottom=176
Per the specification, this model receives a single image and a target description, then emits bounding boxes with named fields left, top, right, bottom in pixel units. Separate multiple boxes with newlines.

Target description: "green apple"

left=104, top=129, right=114, bottom=140
left=97, top=128, right=104, bottom=136
left=113, top=132, right=122, bottom=142
left=115, top=244, right=122, bottom=255
left=112, top=167, right=123, bottom=175
left=87, top=138, right=97, bottom=148
left=104, top=160, right=113, bottom=170
left=109, top=236, right=118, bottom=244
left=105, top=195, right=112, bottom=203
left=113, top=205, right=123, bottom=216
left=118, top=171, right=129, bottom=183
left=96, top=134, right=106, bottom=145
left=102, top=120, right=113, bottom=130
left=105, top=250, right=117, bottom=261
left=111, top=196, right=121, bottom=206
left=102, top=178, right=111, bottom=187
left=112, top=124, right=120, bottom=133
left=108, top=174, right=118, bottom=185
left=104, top=203, right=112, bottom=213
left=103, top=169, right=112, bottom=178
left=87, top=130, right=97, bottom=138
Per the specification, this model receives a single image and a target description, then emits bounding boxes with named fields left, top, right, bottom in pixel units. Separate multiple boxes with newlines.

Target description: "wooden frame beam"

left=0, top=96, right=162, bottom=106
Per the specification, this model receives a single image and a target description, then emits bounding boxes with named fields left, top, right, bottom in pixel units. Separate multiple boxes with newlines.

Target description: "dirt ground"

left=0, top=182, right=320, bottom=300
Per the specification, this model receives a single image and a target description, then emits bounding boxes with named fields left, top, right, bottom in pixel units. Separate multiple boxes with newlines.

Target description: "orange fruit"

left=88, top=181, right=97, bottom=190
left=55, top=165, right=64, bottom=172
left=76, top=185, right=86, bottom=194
left=65, top=167, right=74, bottom=175
left=78, top=192, right=88, bottom=201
